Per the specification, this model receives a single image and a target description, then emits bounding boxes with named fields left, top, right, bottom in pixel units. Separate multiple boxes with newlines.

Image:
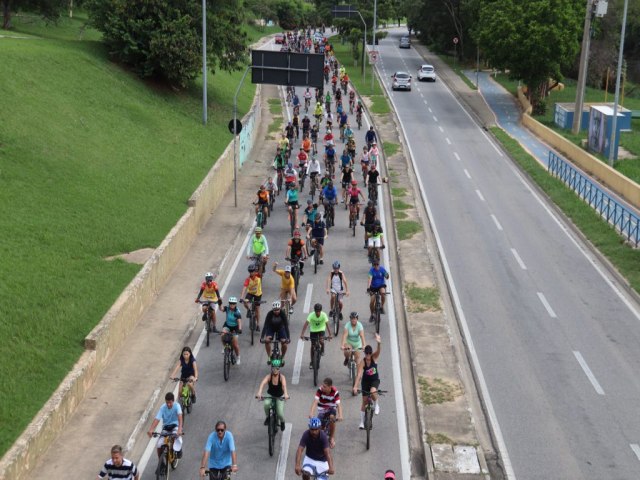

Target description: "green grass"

left=268, top=98, right=282, bottom=114
left=0, top=20, right=261, bottom=456
left=396, top=220, right=422, bottom=240
left=405, top=282, right=440, bottom=311
left=393, top=211, right=408, bottom=219
left=391, top=187, right=407, bottom=196
left=383, top=141, right=400, bottom=157
left=7, top=11, right=102, bottom=40
left=418, top=376, right=461, bottom=405
left=437, top=53, right=478, bottom=90
left=393, top=199, right=412, bottom=210
left=427, top=433, right=455, bottom=445
left=243, top=23, right=281, bottom=44
left=492, top=127, right=640, bottom=293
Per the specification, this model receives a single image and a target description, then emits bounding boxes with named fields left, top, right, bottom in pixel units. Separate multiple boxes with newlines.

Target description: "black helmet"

left=367, top=200, right=374, bottom=207
left=314, top=303, right=323, bottom=311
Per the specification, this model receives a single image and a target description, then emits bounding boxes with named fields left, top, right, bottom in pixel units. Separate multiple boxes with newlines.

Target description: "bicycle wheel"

left=205, top=316, right=211, bottom=347
left=155, top=451, right=168, bottom=480
left=314, top=249, right=319, bottom=274
left=170, top=449, right=179, bottom=470
left=223, top=350, right=230, bottom=382
left=268, top=411, right=276, bottom=457
left=332, top=309, right=340, bottom=337
left=290, top=210, right=295, bottom=237
left=350, top=361, right=357, bottom=389
left=293, top=266, right=300, bottom=295
left=313, top=348, right=320, bottom=386
left=365, top=407, right=373, bottom=450
left=249, top=311, right=255, bottom=346
left=375, top=307, right=381, bottom=334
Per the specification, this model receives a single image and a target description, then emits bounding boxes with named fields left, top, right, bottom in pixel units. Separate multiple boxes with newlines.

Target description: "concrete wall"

left=0, top=86, right=262, bottom=480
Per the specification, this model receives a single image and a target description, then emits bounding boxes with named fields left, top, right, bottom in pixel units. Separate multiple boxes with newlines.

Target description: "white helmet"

left=272, top=300, right=282, bottom=309
left=228, top=297, right=238, bottom=304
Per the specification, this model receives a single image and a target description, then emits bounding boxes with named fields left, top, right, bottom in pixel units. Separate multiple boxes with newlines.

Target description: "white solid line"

left=128, top=388, right=160, bottom=463
left=630, top=444, right=640, bottom=461
left=491, top=214, right=504, bottom=231
left=510, top=248, right=527, bottom=270
left=303, top=283, right=313, bottom=313
left=446, top=138, right=452, bottom=145
left=475, top=190, right=485, bottom=202
left=464, top=169, right=471, bottom=179
left=292, top=339, right=305, bottom=385
left=275, top=423, right=293, bottom=480
left=438, top=126, right=444, bottom=133
left=454, top=152, right=461, bottom=161
left=537, top=292, right=557, bottom=318
left=433, top=115, right=438, bottom=122
left=573, top=351, right=605, bottom=395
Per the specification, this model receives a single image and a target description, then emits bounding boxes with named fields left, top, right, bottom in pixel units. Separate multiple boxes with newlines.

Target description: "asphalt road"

left=377, top=29, right=640, bottom=479
left=136, top=38, right=410, bottom=480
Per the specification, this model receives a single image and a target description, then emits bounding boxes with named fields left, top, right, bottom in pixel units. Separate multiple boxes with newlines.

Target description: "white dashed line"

left=491, top=214, right=503, bottom=231
left=464, top=169, right=471, bottom=179
left=438, top=126, right=444, bottom=133
left=428, top=107, right=432, bottom=113
left=303, top=283, right=313, bottom=313
left=475, top=190, right=485, bottom=202
left=510, top=248, right=527, bottom=270
left=275, top=423, right=293, bottom=480
left=446, top=138, right=452, bottom=145
left=292, top=339, right=305, bottom=384
left=454, top=152, right=461, bottom=161
left=423, top=99, right=428, bottom=105
left=433, top=115, right=438, bottom=122
left=573, top=351, right=605, bottom=395
left=537, top=292, right=557, bottom=318
left=630, top=444, right=640, bottom=462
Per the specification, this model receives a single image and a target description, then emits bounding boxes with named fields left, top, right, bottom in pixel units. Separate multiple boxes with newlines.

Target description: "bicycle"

left=361, top=161, right=369, bottom=183
left=369, top=290, right=390, bottom=334
left=367, top=243, right=384, bottom=266
left=204, top=467, right=232, bottom=480
left=324, top=200, right=335, bottom=230
left=261, top=330, right=285, bottom=364
left=309, top=238, right=321, bottom=274
left=348, top=201, right=359, bottom=236
left=342, top=346, right=363, bottom=392
left=198, top=300, right=217, bottom=347
left=152, top=428, right=183, bottom=479
left=298, top=167, right=307, bottom=193
left=267, top=187, right=275, bottom=215
left=302, top=464, right=329, bottom=480
left=288, top=203, right=298, bottom=237
left=172, top=378, right=194, bottom=417
left=356, top=389, right=388, bottom=449
left=220, top=332, right=240, bottom=382
left=257, top=395, right=287, bottom=456
left=368, top=181, right=378, bottom=204
left=286, top=256, right=303, bottom=295
left=245, top=299, right=266, bottom=346
left=253, top=202, right=266, bottom=229
left=349, top=99, right=354, bottom=115
left=329, top=291, right=343, bottom=336
left=249, top=254, right=265, bottom=275
left=302, top=336, right=331, bottom=386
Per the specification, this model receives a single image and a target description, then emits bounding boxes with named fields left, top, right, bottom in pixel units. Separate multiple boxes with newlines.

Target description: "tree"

left=2, top=0, right=66, bottom=29
left=85, top=0, right=247, bottom=88
left=475, top=0, right=583, bottom=113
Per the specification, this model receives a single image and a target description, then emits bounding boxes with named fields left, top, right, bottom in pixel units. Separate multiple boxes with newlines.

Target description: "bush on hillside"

left=85, top=0, right=247, bottom=88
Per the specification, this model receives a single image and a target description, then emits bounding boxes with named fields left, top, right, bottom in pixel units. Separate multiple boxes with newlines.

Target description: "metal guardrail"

left=548, top=151, right=640, bottom=247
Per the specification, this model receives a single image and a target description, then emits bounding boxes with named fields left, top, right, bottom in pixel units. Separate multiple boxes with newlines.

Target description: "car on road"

left=399, top=36, right=411, bottom=49
left=275, top=33, right=285, bottom=44
left=391, top=71, right=412, bottom=91
left=417, top=64, right=436, bottom=82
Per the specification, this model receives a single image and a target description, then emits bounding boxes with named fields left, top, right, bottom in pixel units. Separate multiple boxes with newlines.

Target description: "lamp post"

left=371, top=0, right=377, bottom=90
left=572, top=0, right=594, bottom=134
left=202, top=0, right=207, bottom=125
left=608, top=0, right=628, bottom=166
left=331, top=6, right=366, bottom=82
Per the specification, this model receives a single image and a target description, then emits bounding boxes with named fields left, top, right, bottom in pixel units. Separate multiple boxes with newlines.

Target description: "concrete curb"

left=0, top=85, right=263, bottom=480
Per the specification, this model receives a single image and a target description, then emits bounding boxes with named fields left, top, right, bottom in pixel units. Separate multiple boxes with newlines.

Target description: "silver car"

left=391, top=71, right=412, bottom=91
left=399, top=36, right=411, bottom=49
left=417, top=64, right=436, bottom=82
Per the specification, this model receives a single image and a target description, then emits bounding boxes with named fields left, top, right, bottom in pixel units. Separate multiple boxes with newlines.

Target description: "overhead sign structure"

left=251, top=51, right=324, bottom=89
left=332, top=5, right=359, bottom=18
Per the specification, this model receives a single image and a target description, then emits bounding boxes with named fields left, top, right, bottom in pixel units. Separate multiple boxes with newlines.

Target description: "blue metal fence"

left=548, top=151, right=640, bottom=247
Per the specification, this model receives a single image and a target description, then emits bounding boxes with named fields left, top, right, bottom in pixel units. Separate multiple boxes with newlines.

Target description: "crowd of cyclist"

left=98, top=27, right=397, bottom=480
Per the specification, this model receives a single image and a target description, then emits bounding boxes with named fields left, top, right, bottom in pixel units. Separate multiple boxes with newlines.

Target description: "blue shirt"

left=205, top=431, right=236, bottom=469
left=155, top=402, right=182, bottom=427
left=223, top=307, right=241, bottom=327
left=368, top=266, right=388, bottom=289
left=341, top=153, right=351, bottom=167
left=322, top=186, right=337, bottom=201
left=339, top=113, right=348, bottom=125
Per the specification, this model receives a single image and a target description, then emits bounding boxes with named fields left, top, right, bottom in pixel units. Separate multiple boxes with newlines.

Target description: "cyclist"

left=278, top=133, right=290, bottom=155
left=346, top=179, right=365, bottom=219
left=169, top=346, right=199, bottom=404
left=324, top=144, right=336, bottom=176
left=369, top=141, right=380, bottom=166
left=220, top=297, right=243, bottom=365
left=324, top=90, right=332, bottom=113
left=340, top=161, right=354, bottom=204
left=246, top=226, right=269, bottom=272
left=302, top=199, right=319, bottom=236
left=360, top=145, right=370, bottom=180
left=384, top=470, right=396, bottom=479
left=265, top=176, right=278, bottom=202
left=330, top=73, right=338, bottom=94
left=320, top=180, right=338, bottom=223
left=255, top=184, right=270, bottom=226
left=297, top=147, right=309, bottom=173
left=367, top=260, right=389, bottom=322
left=346, top=127, right=356, bottom=161
left=353, top=333, right=382, bottom=427
left=306, top=154, right=322, bottom=192
left=292, top=92, right=300, bottom=111
left=285, top=122, right=295, bottom=144
left=309, top=377, right=343, bottom=448
left=284, top=162, right=299, bottom=190
left=286, top=229, right=307, bottom=275
left=147, top=392, right=183, bottom=459
left=300, top=303, right=332, bottom=369
left=98, top=444, right=139, bottom=480
left=303, top=87, right=313, bottom=109
left=285, top=182, right=300, bottom=229
left=320, top=172, right=332, bottom=189
left=273, top=262, right=297, bottom=314
left=365, top=163, right=381, bottom=201
left=295, top=417, right=335, bottom=479
left=274, top=148, right=287, bottom=187
left=367, top=218, right=385, bottom=256
left=301, top=132, right=312, bottom=154
left=361, top=200, right=378, bottom=248
left=323, top=128, right=335, bottom=148
left=199, top=421, right=238, bottom=478
left=355, top=100, right=364, bottom=128
left=341, top=312, right=366, bottom=366
left=292, top=113, right=300, bottom=141
left=338, top=110, right=348, bottom=138
left=240, top=265, right=263, bottom=331
left=256, top=358, right=290, bottom=430
left=310, top=124, right=319, bottom=153
left=195, top=272, right=222, bottom=333
left=340, top=147, right=352, bottom=169
left=326, top=261, right=349, bottom=319
left=365, top=125, right=377, bottom=149
left=348, top=88, right=356, bottom=112
left=262, top=301, right=291, bottom=362
left=336, top=100, right=344, bottom=116
left=314, top=101, right=323, bottom=122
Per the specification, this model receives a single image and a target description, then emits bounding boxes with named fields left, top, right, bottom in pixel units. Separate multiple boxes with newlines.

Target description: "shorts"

left=369, top=285, right=386, bottom=293
left=368, top=236, right=382, bottom=248
left=311, top=237, right=324, bottom=246
left=287, top=201, right=300, bottom=209
left=257, top=199, right=268, bottom=206
left=245, top=293, right=262, bottom=304
left=363, top=222, right=374, bottom=233
left=349, top=197, right=359, bottom=205
left=341, top=181, right=350, bottom=189
left=263, top=325, right=288, bottom=341
left=222, top=324, right=240, bottom=334
left=318, top=407, right=337, bottom=421
left=361, top=379, right=380, bottom=395
left=309, top=331, right=325, bottom=342
left=155, top=426, right=183, bottom=451
left=302, top=456, right=329, bottom=478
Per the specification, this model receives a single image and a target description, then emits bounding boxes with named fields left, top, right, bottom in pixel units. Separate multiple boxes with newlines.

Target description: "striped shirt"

left=315, top=386, right=341, bottom=411
left=98, top=458, right=138, bottom=479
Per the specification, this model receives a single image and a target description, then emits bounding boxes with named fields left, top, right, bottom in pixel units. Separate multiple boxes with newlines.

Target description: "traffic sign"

left=368, top=50, right=379, bottom=63
left=228, top=119, right=242, bottom=135
left=453, top=37, right=459, bottom=44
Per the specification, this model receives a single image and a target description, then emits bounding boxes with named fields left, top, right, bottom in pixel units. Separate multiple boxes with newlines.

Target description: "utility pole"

left=572, top=0, right=594, bottom=134
left=608, top=0, right=628, bottom=166
left=202, top=0, right=208, bottom=125
left=371, top=0, right=377, bottom=90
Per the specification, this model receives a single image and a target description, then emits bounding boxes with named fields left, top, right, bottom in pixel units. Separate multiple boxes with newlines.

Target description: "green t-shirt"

left=307, top=311, right=329, bottom=333
left=345, top=321, right=364, bottom=348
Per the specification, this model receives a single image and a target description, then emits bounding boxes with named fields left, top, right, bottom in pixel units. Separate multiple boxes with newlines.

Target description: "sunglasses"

left=216, top=428, right=225, bottom=433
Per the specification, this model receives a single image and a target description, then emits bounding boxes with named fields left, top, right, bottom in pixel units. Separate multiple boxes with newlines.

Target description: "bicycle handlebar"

left=355, top=389, right=388, bottom=395
left=255, top=395, right=289, bottom=401
left=301, top=336, right=332, bottom=341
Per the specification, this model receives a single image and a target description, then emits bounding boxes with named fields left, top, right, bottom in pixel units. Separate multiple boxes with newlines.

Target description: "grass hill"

left=0, top=13, right=275, bottom=455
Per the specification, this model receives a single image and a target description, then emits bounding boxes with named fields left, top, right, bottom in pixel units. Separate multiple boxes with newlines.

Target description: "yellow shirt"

left=244, top=275, right=262, bottom=296
left=275, top=269, right=295, bottom=290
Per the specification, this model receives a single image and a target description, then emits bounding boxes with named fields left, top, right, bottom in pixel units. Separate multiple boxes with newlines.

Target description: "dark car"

left=275, top=33, right=285, bottom=44
left=399, top=36, right=411, bottom=49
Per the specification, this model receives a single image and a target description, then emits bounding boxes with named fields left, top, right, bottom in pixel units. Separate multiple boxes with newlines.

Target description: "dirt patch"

left=105, top=248, right=155, bottom=265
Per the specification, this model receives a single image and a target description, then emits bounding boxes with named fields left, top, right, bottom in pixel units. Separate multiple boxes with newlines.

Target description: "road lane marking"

left=275, top=423, right=293, bottom=480
left=475, top=190, right=485, bottom=202
left=428, top=107, right=432, bottom=113
left=630, top=444, right=640, bottom=461
left=510, top=248, right=527, bottom=270
left=292, top=339, right=305, bottom=384
left=303, top=284, right=313, bottom=313
left=573, top=351, right=605, bottom=395
left=423, top=99, right=427, bottom=105
left=491, top=214, right=503, bottom=231
left=537, top=292, right=557, bottom=318
left=464, top=169, right=471, bottom=179
left=454, top=152, right=461, bottom=161
left=446, top=137, right=452, bottom=145
left=433, top=115, right=438, bottom=122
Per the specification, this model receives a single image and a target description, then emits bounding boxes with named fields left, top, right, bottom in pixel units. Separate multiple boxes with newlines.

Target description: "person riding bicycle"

left=262, top=301, right=291, bottom=362
left=286, top=229, right=307, bottom=275
left=320, top=172, right=332, bottom=189
left=341, top=312, right=366, bottom=367
left=255, top=185, right=270, bottom=226
left=323, top=129, right=334, bottom=148
left=306, top=154, right=322, bottom=190
left=326, top=261, right=349, bottom=319
left=360, top=145, right=370, bottom=175
left=369, top=141, right=380, bottom=166
left=303, top=87, right=312, bottom=106
left=169, top=346, right=199, bottom=404
left=324, top=144, right=336, bottom=174
left=344, top=123, right=354, bottom=142
left=273, top=262, right=297, bottom=314
left=292, top=92, right=300, bottom=110
left=292, top=114, right=300, bottom=140
left=310, top=124, right=319, bottom=150
left=285, top=122, right=295, bottom=143
left=274, top=148, right=287, bottom=178
left=361, top=200, right=378, bottom=248
left=338, top=111, right=348, bottom=132
left=314, top=101, right=323, bottom=121
left=353, top=333, right=382, bottom=427
left=367, top=260, right=389, bottom=323
left=335, top=87, right=342, bottom=105
left=220, top=297, right=243, bottom=365
left=340, top=163, right=354, bottom=203
left=285, top=182, right=300, bottom=229
left=294, top=417, right=335, bottom=478
left=240, top=264, right=263, bottom=332
left=199, top=421, right=237, bottom=478
left=309, top=377, right=343, bottom=449
left=300, top=303, right=332, bottom=369
left=195, top=272, right=223, bottom=332
left=98, top=444, right=139, bottom=480
left=302, top=122, right=312, bottom=144
left=278, top=133, right=290, bottom=154
left=365, top=163, right=381, bottom=200
left=148, top=392, right=183, bottom=459
left=365, top=126, right=377, bottom=149
left=256, top=359, right=290, bottom=431
left=284, top=162, right=298, bottom=190
left=320, top=181, right=338, bottom=222
left=340, top=148, right=352, bottom=170
left=330, top=73, right=338, bottom=92
left=324, top=90, right=332, bottom=112
left=302, top=199, right=319, bottom=236
left=246, top=226, right=269, bottom=271
left=346, top=179, right=365, bottom=219
left=336, top=100, right=344, bottom=116
left=297, top=147, right=309, bottom=170
left=265, top=176, right=278, bottom=200
left=348, top=88, right=356, bottom=108
left=367, top=219, right=385, bottom=260
left=338, top=65, right=345, bottom=79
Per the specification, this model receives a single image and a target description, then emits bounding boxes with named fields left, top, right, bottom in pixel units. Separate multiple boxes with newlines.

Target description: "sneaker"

left=359, top=422, right=365, bottom=430
left=339, top=312, right=343, bottom=320
left=369, top=315, right=375, bottom=323
left=212, top=326, right=218, bottom=333
left=255, top=325, right=260, bottom=332
left=177, top=450, right=183, bottom=459
left=309, top=362, right=314, bottom=369
left=267, top=359, right=271, bottom=366
left=319, top=259, right=324, bottom=265
left=289, top=307, right=294, bottom=315
left=280, top=421, right=286, bottom=431
left=380, top=307, right=385, bottom=314
left=364, top=244, right=368, bottom=249
left=343, top=358, right=348, bottom=366
left=374, top=403, right=380, bottom=415
left=236, top=355, right=241, bottom=365
left=264, top=417, right=269, bottom=426
left=300, top=270, right=304, bottom=276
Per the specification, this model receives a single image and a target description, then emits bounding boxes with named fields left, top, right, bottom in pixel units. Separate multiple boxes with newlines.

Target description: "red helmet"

left=351, top=180, right=357, bottom=185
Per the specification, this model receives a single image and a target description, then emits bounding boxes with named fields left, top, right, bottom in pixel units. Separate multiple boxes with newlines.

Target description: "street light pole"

left=572, top=0, right=594, bottom=134
left=202, top=0, right=208, bottom=125
left=371, top=0, right=377, bottom=90
left=608, top=0, right=628, bottom=166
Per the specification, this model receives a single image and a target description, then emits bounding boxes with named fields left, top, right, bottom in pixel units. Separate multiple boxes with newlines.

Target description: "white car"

left=417, top=64, right=436, bottom=82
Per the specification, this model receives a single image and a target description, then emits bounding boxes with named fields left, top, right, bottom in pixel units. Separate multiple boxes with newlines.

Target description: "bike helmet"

left=272, top=300, right=281, bottom=309
left=255, top=226, right=263, bottom=233
left=374, top=219, right=381, bottom=226
left=293, top=230, right=301, bottom=237
left=367, top=200, right=374, bottom=207
left=307, top=199, right=313, bottom=205
left=271, top=358, right=283, bottom=368
left=287, top=162, right=293, bottom=168
left=332, top=261, right=340, bottom=269
left=284, top=265, right=292, bottom=272
left=309, top=417, right=322, bottom=429
left=248, top=265, right=257, bottom=273
left=259, top=184, right=265, bottom=190
left=384, top=470, right=396, bottom=480
left=364, top=345, right=373, bottom=354
left=351, top=179, right=357, bottom=185
left=228, top=297, right=238, bottom=304
left=314, top=303, right=323, bottom=312
left=205, top=272, right=214, bottom=282
left=350, top=311, right=359, bottom=319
